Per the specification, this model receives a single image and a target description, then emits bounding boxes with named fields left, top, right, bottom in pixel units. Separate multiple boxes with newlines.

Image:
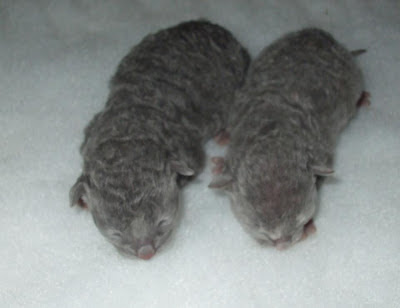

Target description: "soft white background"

left=1, top=1, right=399, bottom=307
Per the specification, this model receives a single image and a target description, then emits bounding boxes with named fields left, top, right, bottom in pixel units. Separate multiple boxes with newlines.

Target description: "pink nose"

left=273, top=237, right=291, bottom=250
left=137, top=244, right=156, bottom=260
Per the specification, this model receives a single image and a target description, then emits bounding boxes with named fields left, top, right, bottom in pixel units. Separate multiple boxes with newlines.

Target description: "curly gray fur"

left=70, top=20, right=250, bottom=259
left=210, top=28, right=365, bottom=249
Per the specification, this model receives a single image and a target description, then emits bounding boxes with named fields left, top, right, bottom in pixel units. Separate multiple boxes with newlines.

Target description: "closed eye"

left=255, top=228, right=276, bottom=242
left=157, top=219, right=171, bottom=228
left=106, top=230, right=123, bottom=242
left=156, top=219, right=173, bottom=238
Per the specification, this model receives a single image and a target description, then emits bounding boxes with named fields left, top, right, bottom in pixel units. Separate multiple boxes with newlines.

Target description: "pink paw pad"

left=78, top=198, right=88, bottom=210
left=214, top=130, right=230, bottom=146
left=300, top=219, right=316, bottom=241
left=356, top=91, right=371, bottom=107
left=211, top=156, right=225, bottom=175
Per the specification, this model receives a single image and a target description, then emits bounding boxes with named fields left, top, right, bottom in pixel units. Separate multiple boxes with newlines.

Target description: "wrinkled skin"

left=84, top=171, right=179, bottom=259
left=227, top=152, right=320, bottom=250
left=70, top=20, right=250, bottom=259
left=210, top=28, right=365, bottom=249
left=70, top=154, right=185, bottom=259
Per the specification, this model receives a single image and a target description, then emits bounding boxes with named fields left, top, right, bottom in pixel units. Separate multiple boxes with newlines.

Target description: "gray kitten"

left=70, top=20, right=250, bottom=259
left=210, top=28, right=368, bottom=250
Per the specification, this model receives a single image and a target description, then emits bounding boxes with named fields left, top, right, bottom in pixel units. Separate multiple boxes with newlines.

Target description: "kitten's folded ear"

left=69, top=174, right=90, bottom=209
left=170, top=160, right=195, bottom=176
left=311, top=165, right=334, bottom=176
left=307, top=147, right=334, bottom=177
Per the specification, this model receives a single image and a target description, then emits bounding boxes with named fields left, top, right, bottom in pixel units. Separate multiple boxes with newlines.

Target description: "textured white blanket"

left=1, top=1, right=399, bottom=307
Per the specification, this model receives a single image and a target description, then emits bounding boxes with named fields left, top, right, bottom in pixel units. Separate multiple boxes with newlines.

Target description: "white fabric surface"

left=1, top=1, right=399, bottom=307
